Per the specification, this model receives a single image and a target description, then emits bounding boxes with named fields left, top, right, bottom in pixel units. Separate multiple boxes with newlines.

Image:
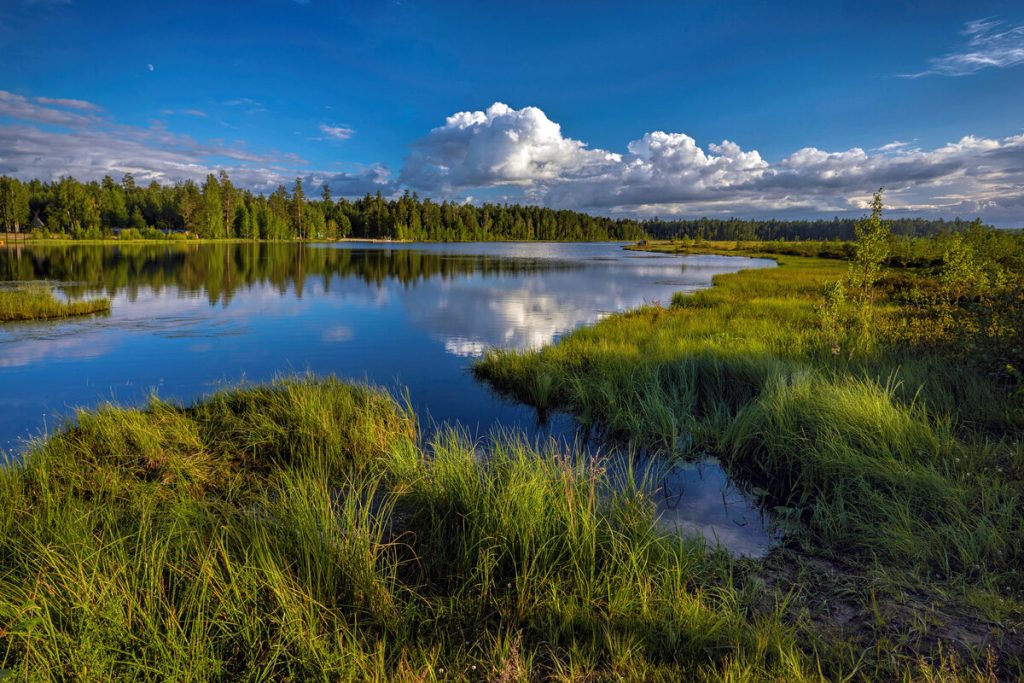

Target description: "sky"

left=1, top=0, right=1023, bottom=224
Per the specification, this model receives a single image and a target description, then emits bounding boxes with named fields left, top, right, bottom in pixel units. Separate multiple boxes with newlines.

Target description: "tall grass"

left=0, top=284, right=110, bottom=321
left=1, top=376, right=827, bottom=681
left=476, top=251, right=1024, bottom=678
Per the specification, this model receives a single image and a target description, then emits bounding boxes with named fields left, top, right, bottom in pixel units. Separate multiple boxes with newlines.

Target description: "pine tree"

left=292, top=178, right=305, bottom=238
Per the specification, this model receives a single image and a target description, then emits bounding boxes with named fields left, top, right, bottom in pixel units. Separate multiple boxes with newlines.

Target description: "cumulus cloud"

left=0, top=90, right=393, bottom=196
left=403, top=102, right=1024, bottom=223
left=904, top=18, right=1024, bottom=77
left=400, top=102, right=619, bottom=192
left=319, top=123, right=354, bottom=140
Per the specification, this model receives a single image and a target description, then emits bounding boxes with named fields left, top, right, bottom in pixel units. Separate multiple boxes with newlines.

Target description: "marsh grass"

left=0, top=376, right=835, bottom=681
left=476, top=248, right=1024, bottom=679
left=1, top=243, right=1020, bottom=679
left=0, top=284, right=110, bottom=321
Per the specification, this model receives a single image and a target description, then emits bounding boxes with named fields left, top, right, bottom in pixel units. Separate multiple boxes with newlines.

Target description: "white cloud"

left=0, top=90, right=99, bottom=127
left=319, top=123, right=355, bottom=140
left=33, top=96, right=101, bottom=111
left=877, top=140, right=911, bottom=152
left=399, top=102, right=619, bottom=192
left=903, top=18, right=1024, bottom=77
left=403, top=102, right=1024, bottom=223
left=160, top=108, right=208, bottom=118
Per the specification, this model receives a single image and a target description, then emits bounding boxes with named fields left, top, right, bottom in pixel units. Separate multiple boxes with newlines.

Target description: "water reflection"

left=654, top=458, right=774, bottom=557
left=0, top=242, right=778, bottom=553
left=600, top=449, right=775, bottom=558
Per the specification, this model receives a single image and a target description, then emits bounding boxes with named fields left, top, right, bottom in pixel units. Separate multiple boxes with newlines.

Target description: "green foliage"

left=844, top=189, right=891, bottom=340
left=940, top=223, right=1008, bottom=301
left=644, top=213, right=995, bottom=241
left=817, top=279, right=848, bottom=355
left=0, top=176, right=30, bottom=231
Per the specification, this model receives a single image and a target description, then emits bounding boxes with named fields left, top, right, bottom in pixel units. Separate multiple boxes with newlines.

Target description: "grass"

left=475, top=245, right=1024, bottom=679
left=1, top=240, right=1020, bottom=679
left=0, top=376, right=830, bottom=681
left=0, top=284, right=110, bottom=321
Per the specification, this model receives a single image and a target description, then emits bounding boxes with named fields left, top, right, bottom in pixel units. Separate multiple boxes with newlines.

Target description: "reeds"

left=0, top=284, right=110, bottom=321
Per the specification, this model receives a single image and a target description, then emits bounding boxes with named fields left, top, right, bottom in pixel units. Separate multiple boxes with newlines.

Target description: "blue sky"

left=2, top=0, right=1023, bottom=223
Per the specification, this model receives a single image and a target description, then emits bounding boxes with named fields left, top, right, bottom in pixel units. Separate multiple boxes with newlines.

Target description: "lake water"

left=0, top=241, right=777, bottom=555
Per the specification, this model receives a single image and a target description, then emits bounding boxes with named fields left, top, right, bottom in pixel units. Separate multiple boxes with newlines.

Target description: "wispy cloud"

left=33, top=96, right=100, bottom=111
left=0, top=90, right=99, bottom=126
left=160, top=108, right=208, bottom=118
left=903, top=18, right=1024, bottom=77
left=319, top=123, right=355, bottom=140
left=877, top=140, right=912, bottom=152
left=222, top=97, right=267, bottom=114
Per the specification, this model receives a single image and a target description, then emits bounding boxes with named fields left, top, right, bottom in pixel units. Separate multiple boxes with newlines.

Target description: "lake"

left=0, top=241, right=778, bottom=554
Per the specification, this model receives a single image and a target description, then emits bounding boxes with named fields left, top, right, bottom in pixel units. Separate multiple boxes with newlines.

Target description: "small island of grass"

left=0, top=285, right=111, bottom=322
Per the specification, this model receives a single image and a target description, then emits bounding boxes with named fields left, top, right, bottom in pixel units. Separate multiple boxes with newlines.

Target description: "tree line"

left=0, top=172, right=1003, bottom=243
left=0, top=173, right=645, bottom=242
left=643, top=216, right=996, bottom=241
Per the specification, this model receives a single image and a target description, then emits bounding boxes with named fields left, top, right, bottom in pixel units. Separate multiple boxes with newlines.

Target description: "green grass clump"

left=0, top=375, right=829, bottom=681
left=476, top=250, right=1024, bottom=679
left=0, top=284, right=110, bottom=321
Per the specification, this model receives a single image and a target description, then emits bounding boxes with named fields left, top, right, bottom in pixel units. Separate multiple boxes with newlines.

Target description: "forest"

left=643, top=215, right=999, bottom=241
left=1, top=173, right=1004, bottom=244
left=0, top=173, right=644, bottom=242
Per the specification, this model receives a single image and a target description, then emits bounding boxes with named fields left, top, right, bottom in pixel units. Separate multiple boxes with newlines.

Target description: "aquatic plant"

left=0, top=284, right=110, bottom=321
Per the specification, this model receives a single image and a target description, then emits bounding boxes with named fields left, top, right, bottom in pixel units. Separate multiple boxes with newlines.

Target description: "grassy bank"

left=0, top=284, right=110, bottom=321
left=0, top=376, right=836, bottom=681
left=476, top=243, right=1024, bottom=679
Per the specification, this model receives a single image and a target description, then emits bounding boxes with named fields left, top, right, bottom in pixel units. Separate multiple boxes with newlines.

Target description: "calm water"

left=0, top=241, right=776, bottom=554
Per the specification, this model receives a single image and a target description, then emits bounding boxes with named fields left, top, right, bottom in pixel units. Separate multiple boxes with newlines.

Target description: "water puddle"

left=603, top=450, right=776, bottom=557
left=651, top=457, right=774, bottom=557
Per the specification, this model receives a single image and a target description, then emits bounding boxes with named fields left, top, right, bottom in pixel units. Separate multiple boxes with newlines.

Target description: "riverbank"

left=475, top=240, right=1024, bottom=679
left=0, top=285, right=110, bottom=321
